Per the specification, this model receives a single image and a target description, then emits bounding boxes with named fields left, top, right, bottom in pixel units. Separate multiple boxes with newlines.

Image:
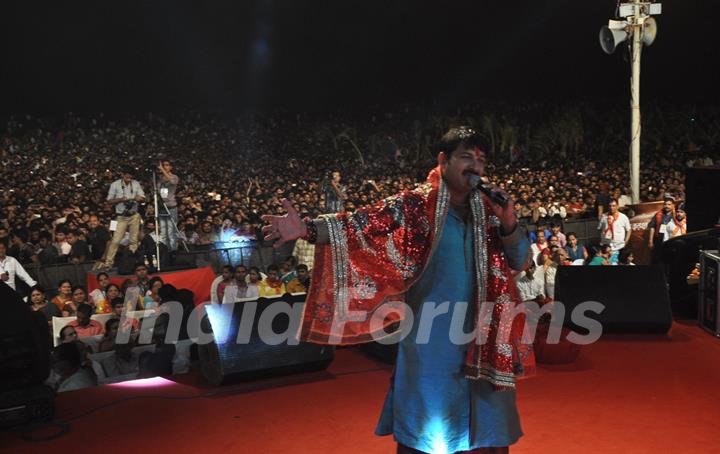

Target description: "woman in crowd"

left=89, top=272, right=112, bottom=313
left=51, top=279, right=73, bottom=312
left=62, top=286, right=88, bottom=317
left=587, top=244, right=611, bottom=266
left=30, top=285, right=61, bottom=327
left=565, top=232, right=588, bottom=263
left=246, top=266, right=261, bottom=299
left=144, top=276, right=164, bottom=310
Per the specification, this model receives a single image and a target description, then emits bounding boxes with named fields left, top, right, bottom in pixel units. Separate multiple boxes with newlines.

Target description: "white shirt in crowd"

left=663, top=219, right=686, bottom=242
left=0, top=255, right=37, bottom=291
left=514, top=269, right=546, bottom=302
left=598, top=212, right=631, bottom=251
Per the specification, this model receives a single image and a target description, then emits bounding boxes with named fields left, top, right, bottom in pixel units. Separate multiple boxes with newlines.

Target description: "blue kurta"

left=375, top=206, right=524, bottom=453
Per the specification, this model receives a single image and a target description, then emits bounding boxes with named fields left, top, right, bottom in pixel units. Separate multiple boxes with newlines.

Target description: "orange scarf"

left=605, top=212, right=619, bottom=240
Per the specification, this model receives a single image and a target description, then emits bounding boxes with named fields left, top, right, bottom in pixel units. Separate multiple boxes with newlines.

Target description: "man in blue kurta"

left=262, top=126, right=533, bottom=454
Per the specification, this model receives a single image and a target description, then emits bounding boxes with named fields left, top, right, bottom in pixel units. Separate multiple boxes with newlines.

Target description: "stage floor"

left=2, top=321, right=719, bottom=454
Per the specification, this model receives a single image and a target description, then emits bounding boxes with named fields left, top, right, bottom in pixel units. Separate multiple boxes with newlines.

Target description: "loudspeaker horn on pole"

left=599, top=21, right=628, bottom=55
left=642, top=17, right=658, bottom=46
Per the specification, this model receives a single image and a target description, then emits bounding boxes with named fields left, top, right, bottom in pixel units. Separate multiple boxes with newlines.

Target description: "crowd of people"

left=2, top=104, right=717, bottom=270
left=2, top=103, right=715, bottom=395
left=0, top=104, right=714, bottom=281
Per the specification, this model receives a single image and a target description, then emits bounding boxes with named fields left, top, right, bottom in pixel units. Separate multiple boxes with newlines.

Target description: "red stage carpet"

left=2, top=321, right=719, bottom=454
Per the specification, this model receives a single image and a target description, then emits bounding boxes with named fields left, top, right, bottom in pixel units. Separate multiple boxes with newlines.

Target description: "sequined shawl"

left=300, top=166, right=534, bottom=389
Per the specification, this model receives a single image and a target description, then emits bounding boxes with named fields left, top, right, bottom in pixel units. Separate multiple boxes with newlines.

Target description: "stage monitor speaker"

left=554, top=265, right=672, bottom=335
left=199, top=294, right=334, bottom=386
left=685, top=167, right=720, bottom=232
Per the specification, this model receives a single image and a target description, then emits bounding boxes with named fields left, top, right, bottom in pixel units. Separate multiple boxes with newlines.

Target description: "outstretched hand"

left=260, top=199, right=307, bottom=248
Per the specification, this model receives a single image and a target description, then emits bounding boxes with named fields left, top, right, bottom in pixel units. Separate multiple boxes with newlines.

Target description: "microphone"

left=467, top=174, right=510, bottom=207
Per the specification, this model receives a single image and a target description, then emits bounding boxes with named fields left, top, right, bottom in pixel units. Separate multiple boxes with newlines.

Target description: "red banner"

left=86, top=266, right=217, bottom=306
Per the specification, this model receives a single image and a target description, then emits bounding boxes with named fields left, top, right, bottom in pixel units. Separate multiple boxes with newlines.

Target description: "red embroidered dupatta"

left=300, top=166, right=535, bottom=389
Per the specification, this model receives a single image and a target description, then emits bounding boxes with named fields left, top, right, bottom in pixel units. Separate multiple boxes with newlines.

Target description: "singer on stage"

left=262, top=127, right=534, bottom=454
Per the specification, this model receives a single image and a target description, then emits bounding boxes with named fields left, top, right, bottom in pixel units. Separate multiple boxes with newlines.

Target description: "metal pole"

left=152, top=171, right=161, bottom=271
left=630, top=1, right=643, bottom=204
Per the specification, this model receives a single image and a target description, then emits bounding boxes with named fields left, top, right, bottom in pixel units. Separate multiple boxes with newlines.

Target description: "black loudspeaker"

left=554, top=266, right=673, bottom=334
left=662, top=228, right=720, bottom=318
left=198, top=294, right=334, bottom=385
left=685, top=167, right=720, bottom=232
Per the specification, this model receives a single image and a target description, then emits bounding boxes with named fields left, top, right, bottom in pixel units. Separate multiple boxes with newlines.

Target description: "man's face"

left=676, top=209, right=686, bottom=221
left=162, top=161, right=173, bottom=173
left=268, top=269, right=278, bottom=280
left=609, top=201, right=619, bottom=214
left=135, top=266, right=148, bottom=280
left=525, top=264, right=536, bottom=279
left=89, top=216, right=99, bottom=228
left=62, top=327, right=78, bottom=343
left=439, top=146, right=486, bottom=194
left=663, top=200, right=674, bottom=213
left=249, top=270, right=260, bottom=283
left=77, top=311, right=90, bottom=327
left=297, top=268, right=309, bottom=280
left=113, top=304, right=124, bottom=316
left=56, top=232, right=66, bottom=243
left=235, top=268, right=247, bottom=282
left=332, top=171, right=341, bottom=182
left=122, top=173, right=133, bottom=184
left=222, top=269, right=232, bottom=280
left=66, top=233, right=76, bottom=245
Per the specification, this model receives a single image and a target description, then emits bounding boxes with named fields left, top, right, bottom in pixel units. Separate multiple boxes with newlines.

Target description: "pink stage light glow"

left=109, top=376, right=176, bottom=389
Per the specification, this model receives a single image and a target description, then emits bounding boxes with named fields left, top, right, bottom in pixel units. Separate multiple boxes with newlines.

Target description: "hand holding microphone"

left=466, top=174, right=509, bottom=207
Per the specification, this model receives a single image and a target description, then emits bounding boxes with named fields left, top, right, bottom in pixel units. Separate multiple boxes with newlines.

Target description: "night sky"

left=1, top=0, right=718, bottom=114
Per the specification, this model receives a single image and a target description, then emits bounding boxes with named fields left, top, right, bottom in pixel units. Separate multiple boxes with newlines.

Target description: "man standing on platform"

left=158, top=160, right=180, bottom=252
left=262, top=126, right=533, bottom=454
left=98, top=168, right=145, bottom=271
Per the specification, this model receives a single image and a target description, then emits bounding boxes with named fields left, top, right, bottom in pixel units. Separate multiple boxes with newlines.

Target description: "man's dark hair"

left=158, top=283, right=178, bottom=302
left=96, top=272, right=109, bottom=281
left=296, top=264, right=308, bottom=272
left=77, top=303, right=93, bottom=317
left=10, top=228, right=28, bottom=243
left=618, top=248, right=633, bottom=265
left=52, top=342, right=82, bottom=370
left=39, top=231, right=52, bottom=241
left=267, top=264, right=279, bottom=273
left=110, top=297, right=125, bottom=308
left=436, top=126, right=486, bottom=156
left=59, top=326, right=76, bottom=341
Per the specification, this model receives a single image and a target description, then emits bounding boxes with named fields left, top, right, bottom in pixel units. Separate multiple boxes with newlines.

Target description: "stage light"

left=109, top=376, right=176, bottom=389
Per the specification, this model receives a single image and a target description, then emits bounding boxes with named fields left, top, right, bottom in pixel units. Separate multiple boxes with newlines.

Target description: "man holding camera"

left=97, top=168, right=145, bottom=271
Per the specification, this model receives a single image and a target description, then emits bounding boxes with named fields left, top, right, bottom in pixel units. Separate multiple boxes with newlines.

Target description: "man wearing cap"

left=647, top=195, right=676, bottom=264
